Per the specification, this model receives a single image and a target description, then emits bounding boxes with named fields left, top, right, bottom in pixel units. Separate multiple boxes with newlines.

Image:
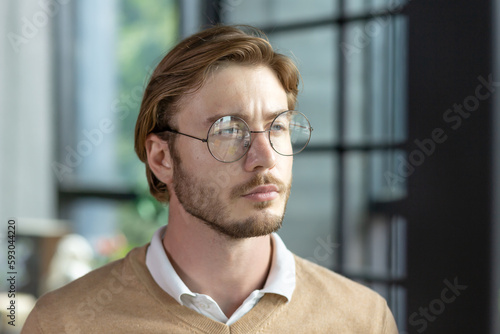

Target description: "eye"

left=270, top=122, right=288, bottom=132
left=215, top=124, right=238, bottom=134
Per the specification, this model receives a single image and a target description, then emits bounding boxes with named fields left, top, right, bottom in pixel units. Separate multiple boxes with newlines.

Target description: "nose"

left=243, top=131, right=277, bottom=172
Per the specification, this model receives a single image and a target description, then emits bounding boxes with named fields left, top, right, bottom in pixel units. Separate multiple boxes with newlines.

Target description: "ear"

left=145, top=134, right=174, bottom=185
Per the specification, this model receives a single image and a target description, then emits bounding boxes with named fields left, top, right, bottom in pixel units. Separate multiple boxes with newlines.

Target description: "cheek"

left=178, top=140, right=211, bottom=164
left=191, top=158, right=236, bottom=193
left=279, top=156, right=293, bottom=178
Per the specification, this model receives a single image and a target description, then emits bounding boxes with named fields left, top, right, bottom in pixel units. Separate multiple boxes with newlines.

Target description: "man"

left=23, top=25, right=398, bottom=333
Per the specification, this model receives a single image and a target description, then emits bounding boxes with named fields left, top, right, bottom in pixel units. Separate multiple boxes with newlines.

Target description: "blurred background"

left=0, top=0, right=499, bottom=333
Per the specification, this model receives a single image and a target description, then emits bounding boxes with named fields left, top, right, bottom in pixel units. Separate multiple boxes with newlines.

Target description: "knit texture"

left=22, top=245, right=398, bottom=333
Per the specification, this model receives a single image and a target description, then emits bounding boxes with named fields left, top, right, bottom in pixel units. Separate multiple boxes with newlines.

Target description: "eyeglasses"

left=156, top=110, right=313, bottom=163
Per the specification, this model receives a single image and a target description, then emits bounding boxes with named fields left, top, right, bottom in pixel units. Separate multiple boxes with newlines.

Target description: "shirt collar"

left=261, top=231, right=295, bottom=301
left=145, top=225, right=296, bottom=304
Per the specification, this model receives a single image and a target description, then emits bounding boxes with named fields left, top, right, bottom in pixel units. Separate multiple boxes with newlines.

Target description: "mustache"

left=230, top=174, right=287, bottom=199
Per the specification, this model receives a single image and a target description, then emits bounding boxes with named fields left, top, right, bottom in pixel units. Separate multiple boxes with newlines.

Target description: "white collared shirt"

left=145, top=226, right=296, bottom=325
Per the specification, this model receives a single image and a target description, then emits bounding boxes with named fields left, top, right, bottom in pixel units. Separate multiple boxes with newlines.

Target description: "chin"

left=240, top=199, right=284, bottom=216
left=237, top=205, right=286, bottom=225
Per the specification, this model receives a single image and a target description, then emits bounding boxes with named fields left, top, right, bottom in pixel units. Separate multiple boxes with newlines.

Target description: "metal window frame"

left=218, top=0, right=410, bottom=328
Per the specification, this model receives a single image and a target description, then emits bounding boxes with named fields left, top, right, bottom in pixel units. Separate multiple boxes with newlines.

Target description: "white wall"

left=0, top=0, right=56, bottom=223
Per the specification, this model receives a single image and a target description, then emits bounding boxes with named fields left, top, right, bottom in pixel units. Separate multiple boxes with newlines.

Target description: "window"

left=5, top=1, right=498, bottom=332
left=55, top=0, right=179, bottom=260
left=223, top=0, right=408, bottom=330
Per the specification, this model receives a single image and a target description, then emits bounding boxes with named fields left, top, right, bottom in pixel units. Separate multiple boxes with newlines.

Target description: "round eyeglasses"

left=156, top=110, right=313, bottom=163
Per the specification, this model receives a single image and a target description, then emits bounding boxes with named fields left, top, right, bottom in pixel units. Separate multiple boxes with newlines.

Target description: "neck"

left=163, top=196, right=274, bottom=318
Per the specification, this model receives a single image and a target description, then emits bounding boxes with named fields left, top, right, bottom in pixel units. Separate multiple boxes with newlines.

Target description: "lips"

left=242, top=185, right=280, bottom=202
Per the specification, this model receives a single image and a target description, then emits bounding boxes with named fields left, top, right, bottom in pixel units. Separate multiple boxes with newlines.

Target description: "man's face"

left=169, top=64, right=293, bottom=239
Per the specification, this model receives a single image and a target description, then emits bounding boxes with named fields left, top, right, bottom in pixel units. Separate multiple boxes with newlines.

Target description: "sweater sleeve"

left=382, top=300, right=399, bottom=334
left=21, top=306, right=43, bottom=334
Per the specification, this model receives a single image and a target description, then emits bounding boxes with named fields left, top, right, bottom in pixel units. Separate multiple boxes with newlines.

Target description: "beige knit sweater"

left=22, top=245, right=398, bottom=333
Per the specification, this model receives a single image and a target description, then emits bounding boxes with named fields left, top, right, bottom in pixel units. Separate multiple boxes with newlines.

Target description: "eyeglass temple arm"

left=158, top=129, right=208, bottom=143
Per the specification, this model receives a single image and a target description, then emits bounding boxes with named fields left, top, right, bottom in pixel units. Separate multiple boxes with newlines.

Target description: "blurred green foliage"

left=116, top=0, right=178, bottom=184
left=114, top=0, right=179, bottom=251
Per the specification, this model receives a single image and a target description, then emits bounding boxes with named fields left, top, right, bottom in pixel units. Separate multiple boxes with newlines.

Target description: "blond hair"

left=134, top=25, right=300, bottom=203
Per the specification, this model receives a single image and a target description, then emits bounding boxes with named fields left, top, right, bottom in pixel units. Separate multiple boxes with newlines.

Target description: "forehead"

left=176, top=64, right=289, bottom=127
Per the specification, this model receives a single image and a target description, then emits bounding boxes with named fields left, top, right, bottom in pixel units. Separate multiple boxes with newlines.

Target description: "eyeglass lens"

left=207, top=110, right=311, bottom=162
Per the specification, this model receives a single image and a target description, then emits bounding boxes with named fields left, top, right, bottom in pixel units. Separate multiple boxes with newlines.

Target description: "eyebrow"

left=204, top=109, right=287, bottom=126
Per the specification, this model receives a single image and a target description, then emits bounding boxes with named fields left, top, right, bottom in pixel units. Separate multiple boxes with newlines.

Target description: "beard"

left=171, top=153, right=291, bottom=239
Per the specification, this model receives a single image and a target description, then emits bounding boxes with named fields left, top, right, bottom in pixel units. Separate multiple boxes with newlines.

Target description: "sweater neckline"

left=126, top=245, right=289, bottom=333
